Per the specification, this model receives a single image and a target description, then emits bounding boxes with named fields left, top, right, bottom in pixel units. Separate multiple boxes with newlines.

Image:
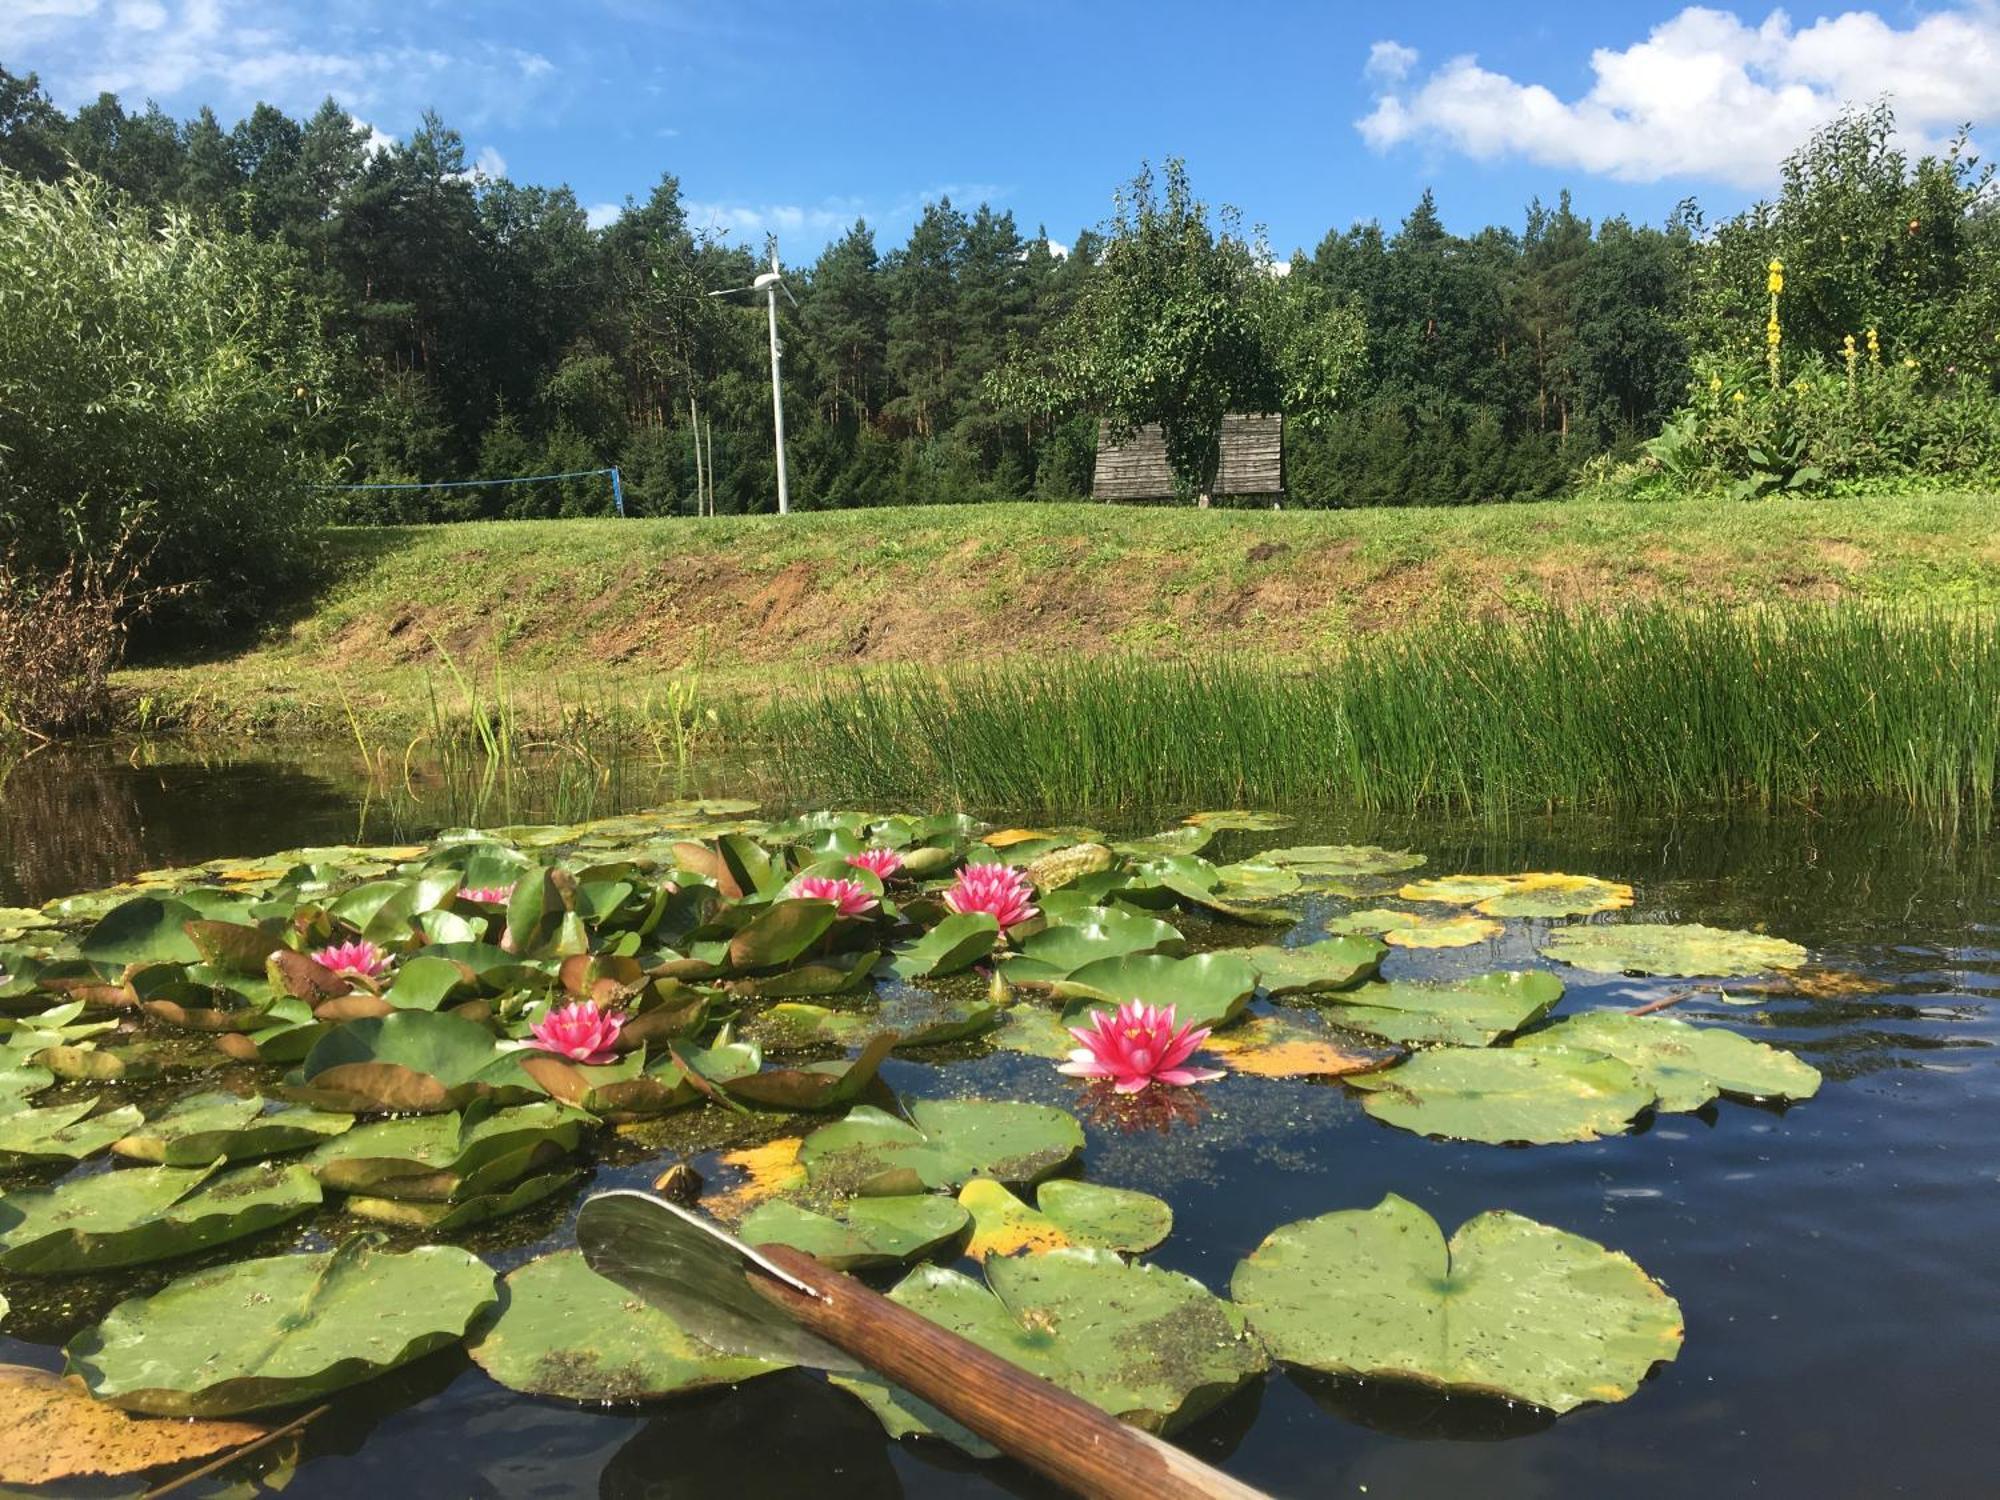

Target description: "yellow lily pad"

left=1398, top=873, right=1636, bottom=918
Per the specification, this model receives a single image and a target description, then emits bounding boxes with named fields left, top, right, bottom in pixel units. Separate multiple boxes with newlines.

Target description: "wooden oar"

left=576, top=1190, right=1271, bottom=1500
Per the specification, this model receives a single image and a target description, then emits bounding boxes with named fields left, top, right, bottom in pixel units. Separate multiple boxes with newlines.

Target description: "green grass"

left=118, top=492, right=2000, bottom=735
left=754, top=607, right=2000, bottom=820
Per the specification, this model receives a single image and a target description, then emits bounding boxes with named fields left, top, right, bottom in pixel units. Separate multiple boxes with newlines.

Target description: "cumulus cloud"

left=1357, top=4, right=2000, bottom=186
left=685, top=199, right=866, bottom=243
left=585, top=201, right=623, bottom=230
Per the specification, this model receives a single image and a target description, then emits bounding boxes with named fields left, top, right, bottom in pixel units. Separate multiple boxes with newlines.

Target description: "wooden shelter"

left=1091, top=413, right=1284, bottom=505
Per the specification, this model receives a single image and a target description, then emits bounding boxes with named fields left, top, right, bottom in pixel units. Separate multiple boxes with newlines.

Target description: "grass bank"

left=758, top=608, right=2000, bottom=820
left=122, top=491, right=2000, bottom=734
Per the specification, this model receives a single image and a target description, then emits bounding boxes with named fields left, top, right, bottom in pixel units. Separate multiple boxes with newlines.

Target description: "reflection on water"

left=4, top=742, right=2000, bottom=1497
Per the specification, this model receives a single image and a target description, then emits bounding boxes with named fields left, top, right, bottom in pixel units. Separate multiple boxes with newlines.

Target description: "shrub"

left=0, top=541, right=155, bottom=737
left=0, top=168, right=339, bottom=647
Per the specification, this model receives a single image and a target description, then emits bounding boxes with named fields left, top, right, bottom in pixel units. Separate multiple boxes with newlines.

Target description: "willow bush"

left=0, top=168, right=339, bottom=647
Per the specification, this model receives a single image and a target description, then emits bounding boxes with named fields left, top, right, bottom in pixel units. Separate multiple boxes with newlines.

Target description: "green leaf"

left=740, top=1195, right=970, bottom=1270
left=998, top=909, right=1186, bottom=984
left=1050, top=952, right=1259, bottom=1028
left=1513, top=1011, right=1821, bottom=1111
left=801, top=1099, right=1084, bottom=1196
left=1541, top=922, right=1807, bottom=977
left=957, top=1178, right=1173, bottom=1259
left=884, top=912, right=999, bottom=979
left=1348, top=1047, right=1654, bottom=1145
left=344, top=1169, right=579, bottom=1232
left=293, top=1010, right=542, bottom=1113
left=1319, top=971, right=1564, bottom=1046
left=1230, top=1194, right=1682, bottom=1413
left=0, top=1099, right=144, bottom=1168
left=727, top=899, right=838, bottom=971
left=80, top=897, right=202, bottom=967
left=306, top=1102, right=591, bottom=1200
left=0, top=1161, right=320, bottom=1273
left=836, top=1249, right=1265, bottom=1454
left=68, top=1241, right=498, bottom=1415
left=111, top=1092, right=353, bottom=1165
left=1234, top=936, right=1385, bottom=996
left=1252, top=844, right=1426, bottom=875
left=467, top=1248, right=781, bottom=1402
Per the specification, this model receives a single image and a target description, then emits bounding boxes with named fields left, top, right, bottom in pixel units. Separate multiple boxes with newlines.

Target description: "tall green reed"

left=755, top=607, right=2000, bottom=821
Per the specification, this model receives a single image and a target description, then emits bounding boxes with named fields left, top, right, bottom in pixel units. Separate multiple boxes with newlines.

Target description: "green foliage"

left=0, top=168, right=338, bottom=643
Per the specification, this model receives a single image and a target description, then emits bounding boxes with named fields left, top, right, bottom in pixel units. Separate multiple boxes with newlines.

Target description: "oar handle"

left=749, top=1243, right=1272, bottom=1500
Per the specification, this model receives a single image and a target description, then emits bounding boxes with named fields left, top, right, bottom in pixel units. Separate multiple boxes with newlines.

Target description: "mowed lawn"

left=123, top=491, right=2000, bottom=731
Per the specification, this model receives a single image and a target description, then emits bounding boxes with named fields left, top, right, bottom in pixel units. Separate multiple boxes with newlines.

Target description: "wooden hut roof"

left=1092, top=413, right=1283, bottom=502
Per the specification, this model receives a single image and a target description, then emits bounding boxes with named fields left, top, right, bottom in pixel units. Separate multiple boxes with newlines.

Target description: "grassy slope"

left=123, top=492, right=2000, bottom=731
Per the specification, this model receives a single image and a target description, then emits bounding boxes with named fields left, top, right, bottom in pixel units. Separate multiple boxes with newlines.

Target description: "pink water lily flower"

left=461, top=884, right=516, bottom=905
left=531, top=1001, right=627, bottom=1065
left=846, top=847, right=904, bottom=880
left=1059, top=1001, right=1225, bottom=1094
left=792, top=875, right=879, bottom=918
left=943, top=863, right=1038, bottom=931
left=310, top=939, right=392, bottom=981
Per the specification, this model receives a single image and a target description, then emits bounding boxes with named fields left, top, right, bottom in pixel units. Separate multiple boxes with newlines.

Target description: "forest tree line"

left=2, top=66, right=1995, bottom=525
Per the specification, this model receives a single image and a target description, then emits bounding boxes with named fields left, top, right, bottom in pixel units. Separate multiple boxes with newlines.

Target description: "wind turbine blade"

left=708, top=285, right=757, bottom=297
left=780, top=280, right=800, bottom=309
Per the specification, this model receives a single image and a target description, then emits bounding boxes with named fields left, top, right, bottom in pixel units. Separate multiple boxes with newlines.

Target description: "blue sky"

left=4, top=1, right=1997, bottom=258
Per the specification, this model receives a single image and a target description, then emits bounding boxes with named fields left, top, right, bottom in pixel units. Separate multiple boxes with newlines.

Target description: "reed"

left=754, top=607, right=2000, bottom=821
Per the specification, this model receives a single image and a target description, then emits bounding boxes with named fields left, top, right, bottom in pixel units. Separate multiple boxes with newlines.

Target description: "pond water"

left=2, top=743, right=1997, bottom=1498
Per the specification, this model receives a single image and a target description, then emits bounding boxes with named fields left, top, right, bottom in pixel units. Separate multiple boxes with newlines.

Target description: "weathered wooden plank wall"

left=1092, top=413, right=1283, bottom=502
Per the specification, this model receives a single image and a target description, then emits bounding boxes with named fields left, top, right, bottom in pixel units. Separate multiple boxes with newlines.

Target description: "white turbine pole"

left=764, top=237, right=790, bottom=516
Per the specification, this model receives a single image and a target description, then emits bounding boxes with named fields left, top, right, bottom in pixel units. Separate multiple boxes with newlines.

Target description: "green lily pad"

left=0, top=1161, right=320, bottom=1273
left=1182, top=811, right=1297, bottom=831
left=740, top=1195, right=971, bottom=1270
left=68, top=1239, right=497, bottom=1415
left=112, top=1092, right=354, bottom=1165
left=1050, top=952, right=1259, bottom=1028
left=836, top=1249, right=1266, bottom=1456
left=1230, top=1194, right=1682, bottom=1413
left=306, top=1102, right=592, bottom=1200
left=957, top=1178, right=1173, bottom=1259
left=1513, top=1012, right=1822, bottom=1111
left=0, top=1056, right=52, bottom=1105
left=1254, top=845, right=1426, bottom=875
left=79, top=897, right=202, bottom=967
left=0, top=1099, right=145, bottom=1168
left=1236, top=937, right=1386, bottom=996
left=754, top=994, right=999, bottom=1053
left=1541, top=923, right=1808, bottom=977
left=1209, top=861, right=1303, bottom=900
left=800, top=1100, right=1084, bottom=1196
left=991, top=1004, right=1076, bottom=1060
left=727, top=899, right=840, bottom=971
left=1348, top=1047, right=1654, bottom=1145
left=998, top=910, right=1186, bottom=984
left=292, top=1010, right=542, bottom=1113
left=1398, top=873, right=1635, bottom=918
left=1319, top=971, right=1564, bottom=1047
left=884, top=913, right=999, bottom=980
left=344, top=1168, right=579, bottom=1232
left=468, top=1248, right=781, bottom=1402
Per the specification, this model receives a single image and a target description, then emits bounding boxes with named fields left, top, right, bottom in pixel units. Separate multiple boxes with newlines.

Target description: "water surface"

left=2, top=744, right=1995, bottom=1497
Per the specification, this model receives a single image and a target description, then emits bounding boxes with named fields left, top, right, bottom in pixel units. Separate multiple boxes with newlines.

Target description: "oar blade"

left=575, top=1189, right=859, bottom=1372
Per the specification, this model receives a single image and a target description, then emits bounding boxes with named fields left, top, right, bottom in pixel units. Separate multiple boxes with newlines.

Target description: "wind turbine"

left=710, top=235, right=798, bottom=515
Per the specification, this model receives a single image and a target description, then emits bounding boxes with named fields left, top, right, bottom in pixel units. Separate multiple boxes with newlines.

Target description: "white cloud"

left=1365, top=40, right=1418, bottom=84
left=351, top=114, right=395, bottom=157
left=1357, top=5, right=2000, bottom=187
left=0, top=0, right=560, bottom=131
left=473, top=145, right=507, bottom=179
left=586, top=201, right=623, bottom=230
left=686, top=199, right=866, bottom=244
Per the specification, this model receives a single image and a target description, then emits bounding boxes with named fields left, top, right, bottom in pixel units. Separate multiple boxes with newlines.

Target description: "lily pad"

left=1201, top=1016, right=1402, bottom=1079
left=1398, top=873, right=1635, bottom=918
left=999, top=909, right=1187, bottom=984
left=112, top=1092, right=353, bottom=1165
left=468, top=1248, right=781, bottom=1402
left=836, top=1249, right=1265, bottom=1455
left=1348, top=1047, right=1654, bottom=1145
left=0, top=1363, right=268, bottom=1485
left=68, top=1239, right=498, bottom=1415
left=1254, top=845, right=1426, bottom=875
left=79, top=896, right=202, bottom=967
left=1326, top=908, right=1503, bottom=949
left=0, top=1161, right=321, bottom=1274
left=344, top=1169, right=579, bottom=1232
left=1541, top=923, right=1808, bottom=977
left=883, top=913, right=999, bottom=980
left=1231, top=1195, right=1682, bottom=1412
left=1050, top=952, right=1259, bottom=1028
left=0, top=1099, right=145, bottom=1168
left=800, top=1100, right=1084, bottom=1196
left=307, top=1102, right=592, bottom=1200
left=1236, top=937, right=1385, bottom=995
left=740, top=1195, right=971, bottom=1270
left=753, top=995, right=999, bottom=1053
left=1513, top=1012, right=1822, bottom=1111
left=1319, top=972, right=1565, bottom=1047
left=957, top=1178, right=1173, bottom=1259
left=1182, top=811, right=1296, bottom=831
left=292, top=1010, right=542, bottom=1113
